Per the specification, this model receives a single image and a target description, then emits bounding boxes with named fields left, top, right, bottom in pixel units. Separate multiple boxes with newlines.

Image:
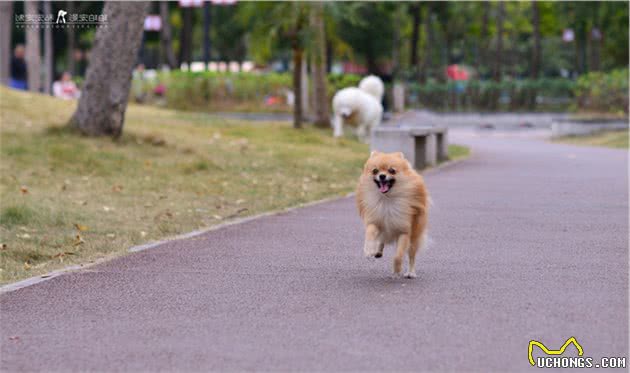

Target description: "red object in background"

left=446, top=64, right=469, bottom=81
left=265, top=96, right=281, bottom=105
left=343, top=62, right=368, bottom=75
left=154, top=84, right=166, bottom=97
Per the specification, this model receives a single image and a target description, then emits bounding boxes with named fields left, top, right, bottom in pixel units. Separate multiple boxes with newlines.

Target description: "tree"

left=70, top=2, right=148, bottom=138
left=179, top=7, right=193, bottom=67
left=310, top=2, right=329, bottom=128
left=336, top=3, right=395, bottom=74
left=0, top=1, right=12, bottom=85
left=66, top=1, right=76, bottom=75
left=160, top=2, right=177, bottom=69
left=239, top=2, right=309, bottom=128
left=421, top=3, right=435, bottom=82
left=409, top=3, right=422, bottom=78
left=531, top=7, right=541, bottom=78
left=494, top=2, right=505, bottom=82
left=43, top=1, right=53, bottom=94
left=213, top=4, right=247, bottom=67
left=25, top=1, right=41, bottom=92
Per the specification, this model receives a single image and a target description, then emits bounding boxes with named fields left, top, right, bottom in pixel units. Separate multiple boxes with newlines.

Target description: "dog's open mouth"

left=374, top=178, right=395, bottom=193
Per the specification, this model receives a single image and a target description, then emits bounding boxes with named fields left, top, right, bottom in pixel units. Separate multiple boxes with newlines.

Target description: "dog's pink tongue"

left=379, top=183, right=389, bottom=193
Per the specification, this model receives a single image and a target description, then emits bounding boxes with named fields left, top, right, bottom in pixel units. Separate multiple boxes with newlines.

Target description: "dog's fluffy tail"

left=358, top=75, right=385, bottom=101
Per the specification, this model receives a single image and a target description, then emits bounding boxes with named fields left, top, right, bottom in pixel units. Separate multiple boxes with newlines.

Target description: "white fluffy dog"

left=331, top=75, right=384, bottom=141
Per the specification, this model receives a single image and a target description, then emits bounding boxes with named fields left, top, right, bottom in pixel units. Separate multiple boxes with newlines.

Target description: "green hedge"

left=406, top=78, right=576, bottom=112
left=143, top=71, right=361, bottom=112
left=574, top=68, right=628, bottom=115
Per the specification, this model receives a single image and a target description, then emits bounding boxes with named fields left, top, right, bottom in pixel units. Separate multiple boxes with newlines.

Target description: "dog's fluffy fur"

left=356, top=151, right=429, bottom=278
left=331, top=75, right=384, bottom=141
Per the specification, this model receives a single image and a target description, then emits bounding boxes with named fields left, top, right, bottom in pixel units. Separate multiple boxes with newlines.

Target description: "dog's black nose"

left=379, top=174, right=386, bottom=181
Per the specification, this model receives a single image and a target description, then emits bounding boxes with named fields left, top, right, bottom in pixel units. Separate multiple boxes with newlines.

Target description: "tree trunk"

left=409, top=3, right=421, bottom=77
left=493, top=2, right=504, bottom=82
left=25, top=1, right=41, bottom=92
left=529, top=1, right=541, bottom=109
left=421, top=3, right=434, bottom=83
left=391, top=5, right=402, bottom=82
left=479, top=1, right=489, bottom=76
left=310, top=2, right=329, bottom=128
left=0, top=1, right=12, bottom=85
left=66, top=1, right=75, bottom=75
left=70, top=2, right=148, bottom=138
left=43, top=1, right=53, bottom=94
left=531, top=1, right=541, bottom=80
left=179, top=7, right=193, bottom=68
left=292, top=46, right=303, bottom=129
left=160, top=1, right=177, bottom=69
left=202, top=1, right=211, bottom=68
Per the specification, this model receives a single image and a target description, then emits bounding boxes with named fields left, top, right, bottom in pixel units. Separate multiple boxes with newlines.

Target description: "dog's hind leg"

left=332, top=114, right=344, bottom=138
left=393, top=233, right=410, bottom=275
left=405, top=239, right=419, bottom=278
left=406, top=215, right=427, bottom=278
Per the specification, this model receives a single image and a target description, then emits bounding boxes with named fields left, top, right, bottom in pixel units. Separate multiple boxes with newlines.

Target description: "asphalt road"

left=1, top=129, right=628, bottom=372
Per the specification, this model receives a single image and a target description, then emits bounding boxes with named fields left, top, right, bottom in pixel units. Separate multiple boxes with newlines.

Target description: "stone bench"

left=370, top=125, right=448, bottom=170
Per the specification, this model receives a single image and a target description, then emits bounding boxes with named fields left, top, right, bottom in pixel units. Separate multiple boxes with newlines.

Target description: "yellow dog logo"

left=528, top=337, right=584, bottom=366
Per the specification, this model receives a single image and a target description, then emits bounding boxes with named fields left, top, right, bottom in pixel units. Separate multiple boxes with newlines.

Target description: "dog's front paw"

left=404, top=271, right=417, bottom=279
left=363, top=240, right=380, bottom=258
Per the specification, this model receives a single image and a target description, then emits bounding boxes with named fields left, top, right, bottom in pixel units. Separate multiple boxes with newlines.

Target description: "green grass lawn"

left=0, top=87, right=468, bottom=284
left=554, top=130, right=628, bottom=149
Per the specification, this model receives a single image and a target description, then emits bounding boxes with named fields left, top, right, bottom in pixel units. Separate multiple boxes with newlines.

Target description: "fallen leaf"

left=74, top=223, right=88, bottom=231
left=212, top=215, right=223, bottom=220
left=226, top=208, right=248, bottom=219
left=73, top=234, right=85, bottom=246
left=24, top=262, right=31, bottom=270
left=235, top=199, right=245, bottom=205
left=112, top=185, right=123, bottom=193
left=106, top=233, right=116, bottom=238
left=18, top=233, right=31, bottom=239
left=20, top=186, right=29, bottom=194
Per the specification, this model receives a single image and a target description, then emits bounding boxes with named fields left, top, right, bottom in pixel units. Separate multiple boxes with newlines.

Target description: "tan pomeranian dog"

left=356, top=151, right=429, bottom=278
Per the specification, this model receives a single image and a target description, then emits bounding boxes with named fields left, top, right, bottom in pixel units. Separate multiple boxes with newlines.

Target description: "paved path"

left=1, top=129, right=627, bottom=371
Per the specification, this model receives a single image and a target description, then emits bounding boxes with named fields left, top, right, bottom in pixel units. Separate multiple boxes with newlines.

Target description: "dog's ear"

left=393, top=152, right=405, bottom=159
left=370, top=150, right=379, bottom=157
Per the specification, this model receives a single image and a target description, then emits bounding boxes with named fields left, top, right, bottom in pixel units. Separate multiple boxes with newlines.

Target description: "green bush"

left=159, top=71, right=292, bottom=111
left=407, top=78, right=576, bottom=112
left=137, top=71, right=362, bottom=113
left=574, top=68, right=628, bottom=115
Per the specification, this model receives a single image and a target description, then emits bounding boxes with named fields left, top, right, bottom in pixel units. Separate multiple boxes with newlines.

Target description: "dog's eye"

left=372, top=168, right=379, bottom=175
left=388, top=168, right=396, bottom=175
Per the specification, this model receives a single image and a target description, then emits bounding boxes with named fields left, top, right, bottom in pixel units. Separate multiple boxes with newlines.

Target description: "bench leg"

left=436, top=132, right=448, bottom=161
